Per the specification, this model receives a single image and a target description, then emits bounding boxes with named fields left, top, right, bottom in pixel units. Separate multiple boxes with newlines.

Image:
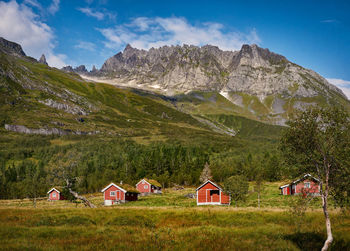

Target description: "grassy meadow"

left=1, top=183, right=350, bottom=250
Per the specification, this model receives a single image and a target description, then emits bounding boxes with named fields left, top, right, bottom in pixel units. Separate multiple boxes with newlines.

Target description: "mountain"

left=84, top=44, right=349, bottom=125
left=1, top=36, right=283, bottom=148
left=0, top=36, right=349, bottom=145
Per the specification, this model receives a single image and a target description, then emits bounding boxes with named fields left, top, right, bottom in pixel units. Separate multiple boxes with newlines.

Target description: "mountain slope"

left=0, top=37, right=283, bottom=145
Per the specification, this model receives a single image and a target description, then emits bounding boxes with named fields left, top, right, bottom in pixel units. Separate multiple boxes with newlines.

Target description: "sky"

left=0, top=0, right=349, bottom=98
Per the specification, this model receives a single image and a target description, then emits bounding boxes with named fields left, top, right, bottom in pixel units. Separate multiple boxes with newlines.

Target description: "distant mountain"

left=82, top=43, right=348, bottom=125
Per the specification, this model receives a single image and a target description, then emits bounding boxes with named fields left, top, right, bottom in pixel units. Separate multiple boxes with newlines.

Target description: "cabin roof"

left=47, top=187, right=61, bottom=194
left=101, top=182, right=139, bottom=193
left=279, top=174, right=319, bottom=189
left=196, top=180, right=222, bottom=191
left=136, top=178, right=162, bottom=188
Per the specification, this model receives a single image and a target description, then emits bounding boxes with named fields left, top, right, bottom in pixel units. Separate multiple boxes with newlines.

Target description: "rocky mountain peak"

left=74, top=65, right=88, bottom=73
left=91, top=65, right=98, bottom=73
left=0, top=37, right=26, bottom=57
left=88, top=42, right=347, bottom=109
left=39, top=54, right=48, bottom=65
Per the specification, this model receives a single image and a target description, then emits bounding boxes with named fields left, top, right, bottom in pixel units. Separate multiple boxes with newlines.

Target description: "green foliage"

left=280, top=106, right=350, bottom=207
left=224, top=175, right=249, bottom=206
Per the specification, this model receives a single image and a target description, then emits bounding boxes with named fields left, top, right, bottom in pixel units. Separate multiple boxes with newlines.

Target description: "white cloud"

left=0, top=0, right=67, bottom=68
left=23, top=0, right=42, bottom=10
left=75, top=41, right=96, bottom=51
left=78, top=7, right=104, bottom=20
left=48, top=0, right=60, bottom=15
left=326, top=78, right=350, bottom=100
left=98, top=16, right=261, bottom=52
left=77, top=7, right=115, bottom=21
left=24, top=0, right=60, bottom=16
left=321, top=19, right=338, bottom=23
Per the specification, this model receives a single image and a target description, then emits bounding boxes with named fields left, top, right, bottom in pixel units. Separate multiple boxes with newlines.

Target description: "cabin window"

left=210, top=190, right=219, bottom=196
left=144, top=185, right=148, bottom=189
left=52, top=193, right=56, bottom=198
left=110, top=191, right=116, bottom=196
left=304, top=182, right=310, bottom=188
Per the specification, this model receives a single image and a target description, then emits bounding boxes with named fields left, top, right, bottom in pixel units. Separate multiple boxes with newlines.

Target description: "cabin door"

left=116, top=191, right=120, bottom=200
left=206, top=190, right=211, bottom=202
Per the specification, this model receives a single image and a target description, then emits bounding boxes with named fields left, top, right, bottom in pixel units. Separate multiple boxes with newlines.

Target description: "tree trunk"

left=321, top=163, right=333, bottom=251
left=68, top=187, right=96, bottom=208
left=65, top=179, right=96, bottom=208
left=321, top=191, right=333, bottom=250
left=33, top=197, right=36, bottom=208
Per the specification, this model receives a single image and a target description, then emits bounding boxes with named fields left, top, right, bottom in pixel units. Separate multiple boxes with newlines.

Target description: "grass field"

left=0, top=183, right=349, bottom=250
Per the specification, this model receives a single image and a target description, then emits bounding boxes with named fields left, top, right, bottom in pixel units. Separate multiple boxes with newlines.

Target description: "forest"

left=0, top=131, right=283, bottom=200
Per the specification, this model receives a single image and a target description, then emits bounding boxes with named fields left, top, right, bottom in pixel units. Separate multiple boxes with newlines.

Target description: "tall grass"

left=0, top=207, right=349, bottom=250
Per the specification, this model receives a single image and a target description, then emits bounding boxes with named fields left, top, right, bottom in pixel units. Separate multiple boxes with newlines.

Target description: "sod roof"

left=144, top=178, right=162, bottom=188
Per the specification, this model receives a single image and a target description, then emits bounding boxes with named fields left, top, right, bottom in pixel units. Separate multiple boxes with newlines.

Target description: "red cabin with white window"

left=196, top=180, right=230, bottom=205
left=47, top=187, right=64, bottom=201
left=101, top=183, right=139, bottom=206
left=136, top=178, right=162, bottom=195
left=279, top=174, right=320, bottom=196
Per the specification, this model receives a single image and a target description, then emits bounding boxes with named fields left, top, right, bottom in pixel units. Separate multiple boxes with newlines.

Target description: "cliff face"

left=0, top=37, right=26, bottom=57
left=94, top=43, right=345, bottom=101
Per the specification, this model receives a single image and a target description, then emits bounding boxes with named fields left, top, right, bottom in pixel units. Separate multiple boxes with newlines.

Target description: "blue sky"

left=0, top=0, right=349, bottom=97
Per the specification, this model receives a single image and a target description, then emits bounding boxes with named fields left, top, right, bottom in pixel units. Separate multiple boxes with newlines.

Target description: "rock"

left=0, top=37, right=26, bottom=57
left=38, top=99, right=89, bottom=115
left=61, top=66, right=74, bottom=72
left=38, top=54, right=48, bottom=66
left=184, top=193, right=196, bottom=199
left=91, top=65, right=98, bottom=73
left=74, top=65, right=88, bottom=74
left=4, top=124, right=96, bottom=136
left=172, top=184, right=184, bottom=190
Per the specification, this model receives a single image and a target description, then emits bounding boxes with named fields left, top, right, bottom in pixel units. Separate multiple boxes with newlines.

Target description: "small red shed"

left=136, top=178, right=162, bottom=195
left=279, top=174, right=320, bottom=196
left=47, top=187, right=64, bottom=201
left=196, top=180, right=230, bottom=205
left=101, top=182, right=139, bottom=206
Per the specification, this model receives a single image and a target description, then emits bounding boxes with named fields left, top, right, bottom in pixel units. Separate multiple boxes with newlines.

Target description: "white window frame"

left=304, top=182, right=310, bottom=188
left=110, top=191, right=116, bottom=196
left=144, top=185, right=148, bottom=189
left=52, top=192, right=56, bottom=198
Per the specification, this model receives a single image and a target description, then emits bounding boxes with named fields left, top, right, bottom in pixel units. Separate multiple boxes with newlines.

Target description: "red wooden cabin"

left=136, top=178, right=162, bottom=195
left=279, top=174, right=320, bottom=196
left=196, top=180, right=230, bottom=205
left=101, top=182, right=139, bottom=206
left=47, top=187, right=64, bottom=201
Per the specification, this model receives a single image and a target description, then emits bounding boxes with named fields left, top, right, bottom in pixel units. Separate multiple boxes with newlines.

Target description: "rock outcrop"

left=38, top=54, right=48, bottom=65
left=0, top=37, right=26, bottom=57
left=4, top=124, right=97, bottom=135
left=38, top=99, right=89, bottom=115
